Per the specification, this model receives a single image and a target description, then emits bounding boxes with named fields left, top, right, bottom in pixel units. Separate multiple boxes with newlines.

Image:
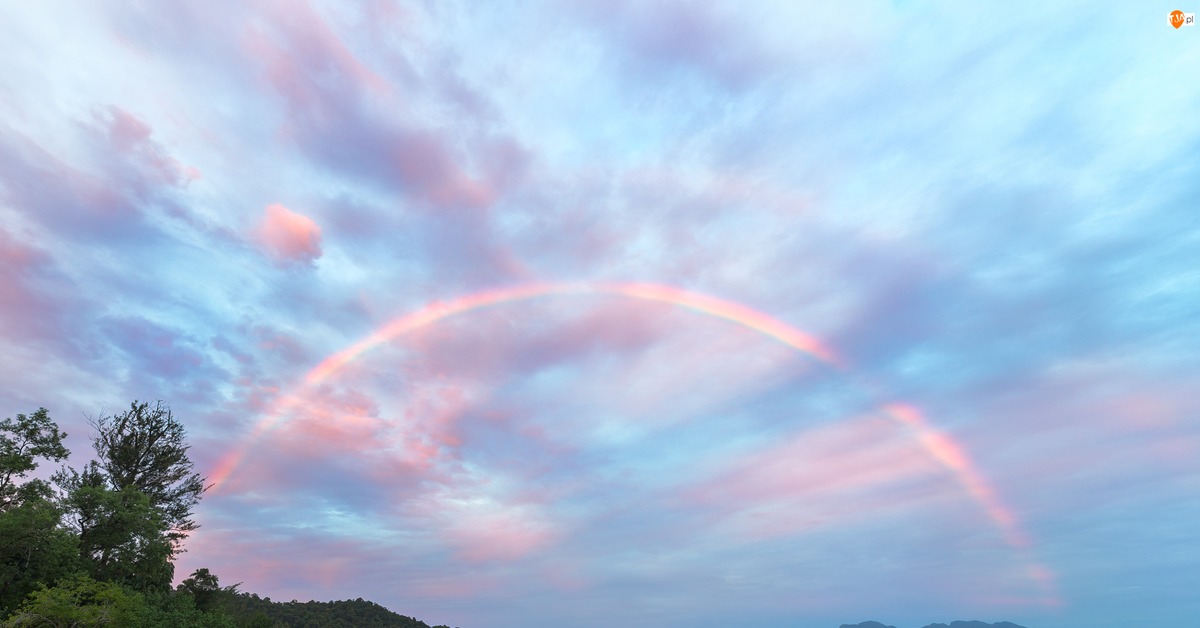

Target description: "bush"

left=3, top=573, right=147, bottom=627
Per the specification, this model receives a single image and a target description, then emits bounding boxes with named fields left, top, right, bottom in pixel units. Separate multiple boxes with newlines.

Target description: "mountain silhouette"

left=922, top=622, right=1028, bottom=628
left=840, top=622, right=1027, bottom=628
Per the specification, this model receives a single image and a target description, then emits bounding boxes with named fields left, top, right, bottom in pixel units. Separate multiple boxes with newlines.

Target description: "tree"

left=140, top=585, right=237, bottom=628
left=86, top=401, right=207, bottom=552
left=0, top=499, right=77, bottom=615
left=53, top=400, right=207, bottom=594
left=243, top=612, right=273, bottom=628
left=178, top=568, right=220, bottom=612
left=0, top=409, right=70, bottom=510
left=177, top=568, right=240, bottom=614
left=56, top=462, right=175, bottom=593
left=2, top=573, right=149, bottom=627
left=0, top=409, right=75, bottom=615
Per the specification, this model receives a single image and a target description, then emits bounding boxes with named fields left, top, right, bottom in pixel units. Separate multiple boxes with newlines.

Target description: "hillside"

left=222, top=593, right=453, bottom=628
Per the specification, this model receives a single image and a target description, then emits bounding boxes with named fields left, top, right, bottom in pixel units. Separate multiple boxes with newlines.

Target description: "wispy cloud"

left=0, top=1, right=1196, bottom=627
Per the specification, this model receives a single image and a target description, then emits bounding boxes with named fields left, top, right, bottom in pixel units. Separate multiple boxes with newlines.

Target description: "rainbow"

left=208, top=282, right=840, bottom=490
left=208, top=281, right=1055, bottom=601
left=882, top=403, right=1027, bottom=548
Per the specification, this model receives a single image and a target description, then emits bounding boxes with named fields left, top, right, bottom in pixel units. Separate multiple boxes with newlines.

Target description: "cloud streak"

left=0, top=2, right=1196, bottom=627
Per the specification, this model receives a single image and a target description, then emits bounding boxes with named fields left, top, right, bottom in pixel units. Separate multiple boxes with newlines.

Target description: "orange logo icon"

left=1171, top=10, right=1186, bottom=28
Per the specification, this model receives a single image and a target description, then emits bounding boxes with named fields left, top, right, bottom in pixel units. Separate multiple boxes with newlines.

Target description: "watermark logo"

left=1170, top=10, right=1195, bottom=28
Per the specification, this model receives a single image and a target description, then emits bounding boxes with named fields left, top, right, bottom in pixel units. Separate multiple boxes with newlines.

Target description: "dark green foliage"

left=179, top=567, right=227, bottom=613
left=0, top=495, right=78, bottom=615
left=2, top=574, right=238, bottom=628
left=52, top=401, right=208, bottom=595
left=221, top=593, right=444, bottom=628
left=140, top=588, right=236, bottom=628
left=1, top=402, right=444, bottom=628
left=2, top=573, right=149, bottom=627
left=243, top=612, right=274, bottom=628
left=87, top=400, right=207, bottom=550
left=0, top=408, right=70, bottom=510
left=0, top=410, right=76, bottom=616
left=56, top=464, right=175, bottom=592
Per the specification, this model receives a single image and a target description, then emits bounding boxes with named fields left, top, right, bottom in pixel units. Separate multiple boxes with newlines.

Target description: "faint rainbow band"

left=207, top=281, right=1057, bottom=602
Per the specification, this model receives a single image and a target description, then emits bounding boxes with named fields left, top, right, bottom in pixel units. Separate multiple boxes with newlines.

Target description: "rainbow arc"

left=208, top=281, right=1057, bottom=603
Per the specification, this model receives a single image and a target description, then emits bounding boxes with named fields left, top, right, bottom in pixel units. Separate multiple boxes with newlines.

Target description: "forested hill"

left=222, top=593, right=452, bottom=628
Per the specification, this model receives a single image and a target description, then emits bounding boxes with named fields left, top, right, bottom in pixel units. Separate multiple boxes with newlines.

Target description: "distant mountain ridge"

left=922, top=623, right=1027, bottom=628
left=840, top=621, right=1028, bottom=628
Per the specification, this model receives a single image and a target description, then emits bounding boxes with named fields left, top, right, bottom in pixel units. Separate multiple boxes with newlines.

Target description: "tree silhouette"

left=88, top=400, right=207, bottom=550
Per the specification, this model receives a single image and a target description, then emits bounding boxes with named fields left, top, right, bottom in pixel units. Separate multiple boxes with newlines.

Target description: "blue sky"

left=1, top=2, right=1198, bottom=627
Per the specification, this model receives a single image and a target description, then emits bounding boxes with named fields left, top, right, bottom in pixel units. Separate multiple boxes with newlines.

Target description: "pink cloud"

left=105, top=107, right=153, bottom=149
left=957, top=365, right=1200, bottom=514
left=245, top=0, right=388, bottom=113
left=682, top=416, right=953, bottom=540
left=239, top=2, right=514, bottom=218
left=443, top=506, right=561, bottom=563
left=0, top=228, right=80, bottom=352
left=97, top=107, right=199, bottom=189
left=255, top=203, right=323, bottom=263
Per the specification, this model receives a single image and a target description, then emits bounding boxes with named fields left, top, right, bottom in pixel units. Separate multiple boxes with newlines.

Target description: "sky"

left=1, top=2, right=1198, bottom=627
